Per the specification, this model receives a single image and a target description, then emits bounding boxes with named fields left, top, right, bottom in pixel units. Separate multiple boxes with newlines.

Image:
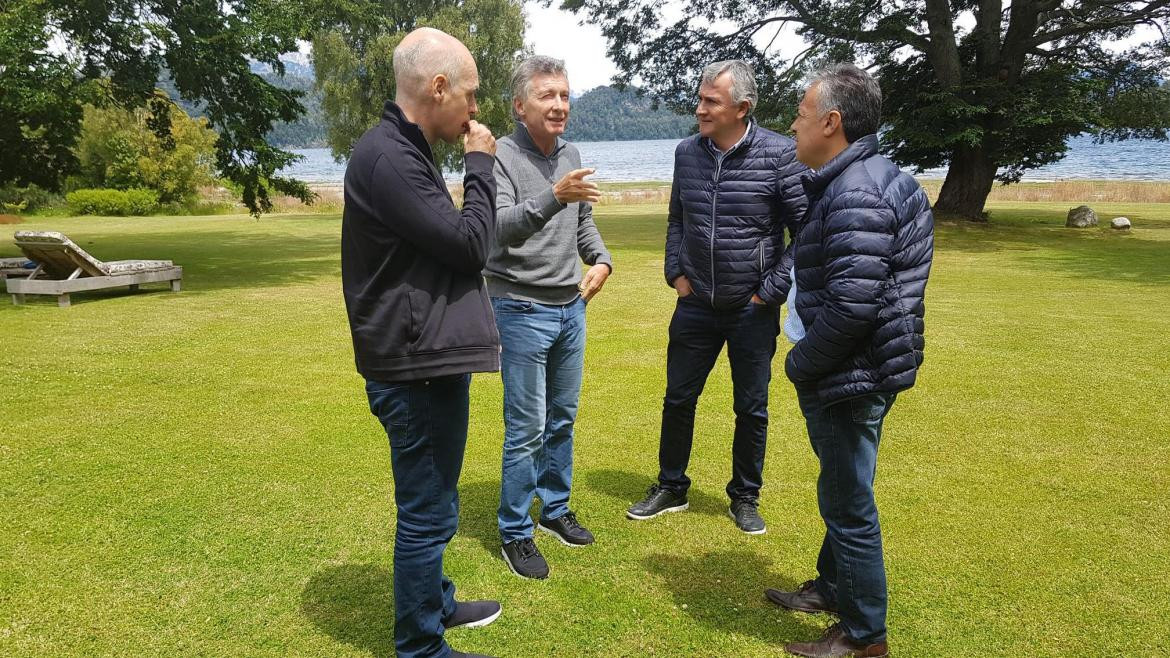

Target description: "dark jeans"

left=799, top=392, right=897, bottom=645
left=658, top=295, right=779, bottom=501
left=366, top=374, right=472, bottom=658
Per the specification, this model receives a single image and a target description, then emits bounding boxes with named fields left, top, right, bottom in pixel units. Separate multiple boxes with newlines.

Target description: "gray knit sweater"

left=484, top=124, right=612, bottom=304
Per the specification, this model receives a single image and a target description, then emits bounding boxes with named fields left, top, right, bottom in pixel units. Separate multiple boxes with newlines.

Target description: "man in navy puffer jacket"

left=626, top=60, right=808, bottom=535
left=764, top=64, right=933, bottom=658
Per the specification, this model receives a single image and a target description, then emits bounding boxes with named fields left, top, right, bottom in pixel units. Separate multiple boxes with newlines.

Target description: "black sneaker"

left=501, top=537, right=550, bottom=579
left=451, top=652, right=498, bottom=658
left=537, top=511, right=595, bottom=547
left=729, top=499, right=766, bottom=535
left=627, top=484, right=689, bottom=520
left=444, top=600, right=502, bottom=630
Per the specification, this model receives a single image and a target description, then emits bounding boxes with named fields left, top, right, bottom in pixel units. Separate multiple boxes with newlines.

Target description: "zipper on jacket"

left=710, top=156, right=722, bottom=306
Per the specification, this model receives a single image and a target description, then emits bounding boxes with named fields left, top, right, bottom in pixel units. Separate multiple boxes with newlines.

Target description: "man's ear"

left=431, top=74, right=448, bottom=102
left=513, top=96, right=525, bottom=120
left=737, top=101, right=751, bottom=121
left=823, top=110, right=842, bottom=138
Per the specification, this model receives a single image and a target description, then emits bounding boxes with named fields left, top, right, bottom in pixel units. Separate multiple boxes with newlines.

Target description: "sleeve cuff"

left=463, top=151, right=495, bottom=174
left=536, top=187, right=566, bottom=220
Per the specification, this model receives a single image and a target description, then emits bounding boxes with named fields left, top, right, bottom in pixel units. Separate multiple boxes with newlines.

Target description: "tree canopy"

left=1, top=0, right=315, bottom=214
left=564, top=0, right=1170, bottom=219
left=311, top=0, right=525, bottom=171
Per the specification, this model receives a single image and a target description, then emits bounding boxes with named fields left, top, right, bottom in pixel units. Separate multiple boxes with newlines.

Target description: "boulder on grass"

left=1066, top=205, right=1098, bottom=228
left=1111, top=217, right=1132, bottom=230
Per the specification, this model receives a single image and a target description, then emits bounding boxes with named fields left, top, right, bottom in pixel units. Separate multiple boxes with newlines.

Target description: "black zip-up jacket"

left=341, top=101, right=500, bottom=381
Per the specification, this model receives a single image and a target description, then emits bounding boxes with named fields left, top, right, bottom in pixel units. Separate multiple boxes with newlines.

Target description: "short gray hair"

left=808, top=63, right=882, bottom=142
left=509, top=55, right=568, bottom=118
left=700, top=60, right=757, bottom=118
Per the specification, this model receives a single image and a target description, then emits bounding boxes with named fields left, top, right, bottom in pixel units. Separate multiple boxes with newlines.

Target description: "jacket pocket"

left=407, top=290, right=427, bottom=343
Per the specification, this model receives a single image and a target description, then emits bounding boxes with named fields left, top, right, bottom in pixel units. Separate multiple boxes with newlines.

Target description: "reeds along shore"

left=294, top=179, right=1170, bottom=211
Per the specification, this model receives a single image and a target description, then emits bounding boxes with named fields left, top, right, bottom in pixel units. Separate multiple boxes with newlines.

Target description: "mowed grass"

left=1, top=201, right=1169, bottom=656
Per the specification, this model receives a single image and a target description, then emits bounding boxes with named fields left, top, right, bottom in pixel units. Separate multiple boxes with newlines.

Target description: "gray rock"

left=1111, top=216, right=1132, bottom=230
left=1066, top=205, right=1098, bottom=228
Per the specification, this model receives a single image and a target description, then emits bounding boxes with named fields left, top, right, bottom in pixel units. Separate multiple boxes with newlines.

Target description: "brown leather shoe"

left=784, top=622, right=888, bottom=657
left=765, top=580, right=839, bottom=615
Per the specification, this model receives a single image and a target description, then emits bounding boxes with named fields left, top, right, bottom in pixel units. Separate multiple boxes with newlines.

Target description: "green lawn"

left=2, top=202, right=1168, bottom=656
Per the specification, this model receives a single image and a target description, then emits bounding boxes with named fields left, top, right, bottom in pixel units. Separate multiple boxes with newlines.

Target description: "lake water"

left=280, top=134, right=1170, bottom=184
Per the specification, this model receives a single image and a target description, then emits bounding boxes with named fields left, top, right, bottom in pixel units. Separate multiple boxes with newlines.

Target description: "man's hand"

left=463, top=120, right=496, bottom=156
left=579, top=263, right=611, bottom=302
left=554, top=168, right=601, bottom=204
left=751, top=294, right=766, bottom=305
left=673, top=275, right=693, bottom=298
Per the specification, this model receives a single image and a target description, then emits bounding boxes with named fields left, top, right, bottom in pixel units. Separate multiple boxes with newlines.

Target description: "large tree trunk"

left=934, top=145, right=999, bottom=221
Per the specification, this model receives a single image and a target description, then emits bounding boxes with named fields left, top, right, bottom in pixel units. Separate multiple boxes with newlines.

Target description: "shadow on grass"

left=583, top=468, right=730, bottom=517
left=645, top=549, right=823, bottom=646
left=301, top=563, right=394, bottom=658
left=938, top=210, right=1170, bottom=284
left=457, top=478, right=504, bottom=557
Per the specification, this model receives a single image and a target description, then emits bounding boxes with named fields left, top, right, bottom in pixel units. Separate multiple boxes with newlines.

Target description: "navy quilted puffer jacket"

left=784, top=134, right=934, bottom=407
left=665, top=124, right=809, bottom=310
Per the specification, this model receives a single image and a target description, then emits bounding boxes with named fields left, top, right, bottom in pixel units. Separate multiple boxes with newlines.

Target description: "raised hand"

left=463, top=120, right=496, bottom=156
left=554, top=168, right=601, bottom=204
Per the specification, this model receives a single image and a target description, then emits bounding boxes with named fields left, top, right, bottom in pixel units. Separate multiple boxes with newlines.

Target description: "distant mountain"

left=158, top=55, right=327, bottom=149
left=159, top=62, right=691, bottom=149
left=563, top=85, right=693, bottom=142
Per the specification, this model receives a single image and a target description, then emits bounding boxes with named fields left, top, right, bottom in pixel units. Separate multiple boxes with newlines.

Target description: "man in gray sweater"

left=486, top=55, right=612, bottom=580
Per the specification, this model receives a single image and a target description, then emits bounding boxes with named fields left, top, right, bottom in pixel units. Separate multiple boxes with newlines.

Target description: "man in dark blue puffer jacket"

left=763, top=64, right=933, bottom=658
left=627, top=60, right=808, bottom=535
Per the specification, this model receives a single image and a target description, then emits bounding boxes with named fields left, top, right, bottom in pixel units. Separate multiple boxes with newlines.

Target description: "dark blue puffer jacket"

left=665, top=124, right=809, bottom=310
left=784, top=134, right=934, bottom=407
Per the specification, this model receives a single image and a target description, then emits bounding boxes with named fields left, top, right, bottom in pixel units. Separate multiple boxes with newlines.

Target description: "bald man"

left=341, top=28, right=501, bottom=658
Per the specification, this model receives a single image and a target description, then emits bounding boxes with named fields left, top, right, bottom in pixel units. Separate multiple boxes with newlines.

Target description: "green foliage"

left=563, top=86, right=693, bottom=142
left=0, top=0, right=86, bottom=191
left=0, top=0, right=319, bottom=214
left=564, top=0, right=1170, bottom=218
left=73, top=99, right=219, bottom=205
left=66, top=188, right=160, bottom=216
left=71, top=100, right=216, bottom=205
left=0, top=184, right=59, bottom=214
left=311, top=0, right=525, bottom=170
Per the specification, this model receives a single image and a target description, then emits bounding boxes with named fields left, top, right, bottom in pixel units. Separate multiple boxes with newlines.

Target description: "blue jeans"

left=492, top=296, right=586, bottom=543
left=366, top=374, right=471, bottom=658
left=799, top=392, right=897, bottom=645
left=658, top=296, right=779, bottom=501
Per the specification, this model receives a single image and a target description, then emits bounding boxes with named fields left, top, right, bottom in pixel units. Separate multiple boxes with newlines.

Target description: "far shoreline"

left=303, top=178, right=1170, bottom=206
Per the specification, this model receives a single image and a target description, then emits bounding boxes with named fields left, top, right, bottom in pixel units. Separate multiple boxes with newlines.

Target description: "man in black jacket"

left=626, top=60, right=808, bottom=534
left=341, top=27, right=501, bottom=658
left=764, top=64, right=934, bottom=658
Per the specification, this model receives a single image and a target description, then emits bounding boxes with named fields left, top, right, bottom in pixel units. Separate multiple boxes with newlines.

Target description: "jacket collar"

left=801, top=133, right=879, bottom=196
left=511, top=121, right=566, bottom=158
left=704, top=120, right=756, bottom=158
left=382, top=101, right=436, bottom=163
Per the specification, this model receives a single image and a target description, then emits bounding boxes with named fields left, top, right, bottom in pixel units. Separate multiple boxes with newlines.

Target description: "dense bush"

left=73, top=97, right=218, bottom=205
left=0, top=184, right=60, bottom=213
left=66, top=188, right=159, bottom=216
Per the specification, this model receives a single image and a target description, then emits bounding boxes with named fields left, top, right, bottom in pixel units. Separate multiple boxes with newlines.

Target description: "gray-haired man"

left=486, top=55, right=613, bottom=580
left=627, top=59, right=808, bottom=534
left=765, top=63, right=934, bottom=658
